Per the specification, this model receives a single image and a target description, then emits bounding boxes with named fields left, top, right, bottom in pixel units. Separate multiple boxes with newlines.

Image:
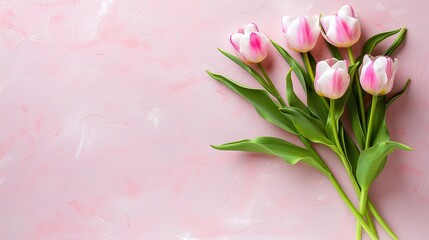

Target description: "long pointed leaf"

left=207, top=71, right=297, bottom=135
left=212, top=137, right=329, bottom=174
left=280, top=107, right=334, bottom=149
left=217, top=49, right=275, bottom=96
left=285, top=68, right=309, bottom=114
left=386, top=79, right=411, bottom=108
left=384, top=27, right=407, bottom=56
left=360, top=28, right=401, bottom=56
left=271, top=40, right=309, bottom=91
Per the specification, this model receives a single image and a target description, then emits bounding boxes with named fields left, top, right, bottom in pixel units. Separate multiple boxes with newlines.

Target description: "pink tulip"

left=230, top=23, right=270, bottom=63
left=320, top=5, right=361, bottom=48
left=281, top=15, right=320, bottom=53
left=314, top=58, right=350, bottom=99
left=360, top=55, right=398, bottom=95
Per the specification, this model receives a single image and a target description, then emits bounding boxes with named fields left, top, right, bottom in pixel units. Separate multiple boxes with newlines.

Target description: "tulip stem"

left=356, top=188, right=369, bottom=240
left=366, top=95, right=378, bottom=149
left=299, top=135, right=378, bottom=240
left=257, top=63, right=286, bottom=106
left=303, top=52, right=315, bottom=81
left=328, top=174, right=378, bottom=240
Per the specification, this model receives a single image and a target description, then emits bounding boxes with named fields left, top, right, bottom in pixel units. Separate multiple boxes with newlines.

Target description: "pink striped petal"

left=239, top=32, right=269, bottom=63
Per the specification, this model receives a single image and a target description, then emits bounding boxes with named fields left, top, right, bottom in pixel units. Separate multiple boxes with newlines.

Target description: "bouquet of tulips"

left=207, top=5, right=411, bottom=240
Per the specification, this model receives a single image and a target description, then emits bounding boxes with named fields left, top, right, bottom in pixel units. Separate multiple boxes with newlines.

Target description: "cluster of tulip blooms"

left=207, top=5, right=411, bottom=240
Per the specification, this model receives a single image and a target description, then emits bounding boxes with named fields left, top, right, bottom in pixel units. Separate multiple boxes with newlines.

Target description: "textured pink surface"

left=0, top=0, right=428, bottom=239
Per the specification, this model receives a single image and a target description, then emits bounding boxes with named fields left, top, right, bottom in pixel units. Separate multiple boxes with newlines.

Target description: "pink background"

left=0, top=0, right=428, bottom=239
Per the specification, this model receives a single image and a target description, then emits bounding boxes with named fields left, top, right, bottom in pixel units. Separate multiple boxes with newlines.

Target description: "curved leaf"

left=347, top=90, right=365, bottom=149
left=212, top=137, right=329, bottom=175
left=387, top=79, right=411, bottom=108
left=217, top=48, right=275, bottom=96
left=307, top=90, right=329, bottom=122
left=279, top=107, right=334, bottom=148
left=285, top=68, right=309, bottom=114
left=384, top=27, right=407, bottom=56
left=271, top=40, right=309, bottom=91
left=356, top=141, right=412, bottom=189
left=360, top=28, right=401, bottom=56
left=207, top=71, right=297, bottom=135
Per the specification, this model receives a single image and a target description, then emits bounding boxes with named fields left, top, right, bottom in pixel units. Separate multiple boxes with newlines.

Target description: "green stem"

left=366, top=95, right=378, bottom=149
left=299, top=134, right=378, bottom=240
left=347, top=47, right=355, bottom=65
left=329, top=99, right=378, bottom=239
left=356, top=188, right=369, bottom=240
left=366, top=209, right=378, bottom=236
left=347, top=47, right=367, bottom=133
left=328, top=174, right=378, bottom=240
left=257, top=63, right=286, bottom=106
left=369, top=203, right=399, bottom=240
left=303, top=52, right=315, bottom=80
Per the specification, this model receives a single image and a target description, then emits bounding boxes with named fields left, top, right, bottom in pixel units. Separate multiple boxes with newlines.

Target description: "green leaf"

left=207, top=71, right=298, bottom=135
left=271, top=40, right=309, bottom=91
left=360, top=28, right=401, bottom=56
left=280, top=107, right=334, bottom=148
left=344, top=131, right=361, bottom=172
left=384, top=27, right=407, bottom=56
left=307, top=90, right=329, bottom=122
left=356, top=141, right=412, bottom=189
left=217, top=48, right=275, bottom=96
left=285, top=68, right=309, bottom=114
left=212, top=136, right=329, bottom=175
left=387, top=79, right=411, bottom=108
left=271, top=40, right=329, bottom=122
left=347, top=92, right=365, bottom=149
left=325, top=41, right=343, bottom=60
left=371, top=96, right=390, bottom=145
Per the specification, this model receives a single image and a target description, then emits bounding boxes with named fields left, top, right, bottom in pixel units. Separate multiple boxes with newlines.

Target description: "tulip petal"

left=315, top=60, right=332, bottom=80
left=284, top=16, right=320, bottom=52
left=282, top=16, right=295, bottom=33
left=239, top=32, right=269, bottom=63
left=362, top=54, right=373, bottom=66
left=230, top=33, right=243, bottom=52
left=244, top=23, right=259, bottom=34
left=332, top=60, right=348, bottom=70
left=315, top=69, right=349, bottom=99
left=338, top=5, right=357, bottom=18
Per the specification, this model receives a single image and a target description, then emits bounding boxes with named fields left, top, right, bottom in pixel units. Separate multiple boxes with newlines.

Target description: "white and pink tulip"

left=320, top=5, right=361, bottom=48
left=281, top=15, right=320, bottom=53
left=360, top=55, right=398, bottom=95
left=314, top=58, right=350, bottom=99
left=230, top=23, right=270, bottom=64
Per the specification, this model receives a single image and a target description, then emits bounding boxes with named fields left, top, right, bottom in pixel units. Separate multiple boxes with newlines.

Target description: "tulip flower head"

left=281, top=15, right=320, bottom=53
left=314, top=58, right=350, bottom=99
left=320, top=5, right=361, bottom=48
left=360, top=55, right=398, bottom=96
left=229, top=23, right=270, bottom=64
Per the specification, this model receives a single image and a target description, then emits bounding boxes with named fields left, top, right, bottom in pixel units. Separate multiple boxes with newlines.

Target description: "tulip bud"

left=320, top=5, right=361, bottom=48
left=360, top=55, right=398, bottom=96
left=230, top=23, right=270, bottom=63
left=281, top=15, right=320, bottom=53
left=314, top=58, right=350, bottom=99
